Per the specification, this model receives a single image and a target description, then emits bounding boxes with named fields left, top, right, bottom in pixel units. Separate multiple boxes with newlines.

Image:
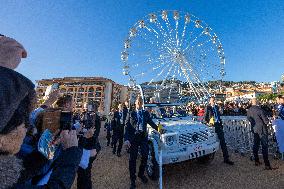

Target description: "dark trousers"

left=77, top=157, right=96, bottom=189
left=214, top=122, right=229, bottom=161
left=106, top=129, right=111, bottom=146
left=253, top=133, right=270, bottom=166
left=129, top=134, right=149, bottom=182
left=112, top=128, right=124, bottom=154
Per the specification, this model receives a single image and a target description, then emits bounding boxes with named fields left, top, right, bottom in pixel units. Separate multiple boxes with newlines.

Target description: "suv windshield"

left=146, top=106, right=187, bottom=118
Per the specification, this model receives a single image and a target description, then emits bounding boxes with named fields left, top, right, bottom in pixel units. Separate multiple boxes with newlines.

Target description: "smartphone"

left=60, top=111, right=73, bottom=130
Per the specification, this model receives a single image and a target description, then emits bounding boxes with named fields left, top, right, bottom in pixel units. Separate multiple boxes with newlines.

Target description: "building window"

left=78, top=87, right=84, bottom=93
left=96, top=91, right=102, bottom=97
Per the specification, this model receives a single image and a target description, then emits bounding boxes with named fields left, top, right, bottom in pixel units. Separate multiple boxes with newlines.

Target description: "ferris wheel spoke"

left=135, top=34, right=171, bottom=60
left=155, top=20, right=175, bottom=50
left=183, top=60, right=210, bottom=97
left=183, top=31, right=204, bottom=52
left=171, top=65, right=178, bottom=81
left=143, top=24, right=174, bottom=54
left=161, top=61, right=175, bottom=87
left=164, top=18, right=178, bottom=48
left=148, top=62, right=172, bottom=85
left=186, top=52, right=214, bottom=94
left=175, top=20, right=179, bottom=47
left=146, top=23, right=174, bottom=50
left=137, top=30, right=162, bottom=51
left=140, top=30, right=172, bottom=55
left=177, top=62, right=202, bottom=99
left=178, top=22, right=189, bottom=49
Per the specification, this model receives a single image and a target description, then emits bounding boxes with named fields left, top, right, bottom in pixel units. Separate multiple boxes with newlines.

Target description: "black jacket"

left=111, top=110, right=127, bottom=132
left=15, top=146, right=82, bottom=189
left=203, top=104, right=222, bottom=124
left=124, top=110, right=158, bottom=142
left=247, top=105, right=269, bottom=136
left=79, top=112, right=101, bottom=151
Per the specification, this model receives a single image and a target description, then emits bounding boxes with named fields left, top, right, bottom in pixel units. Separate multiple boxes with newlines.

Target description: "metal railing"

left=193, top=116, right=280, bottom=158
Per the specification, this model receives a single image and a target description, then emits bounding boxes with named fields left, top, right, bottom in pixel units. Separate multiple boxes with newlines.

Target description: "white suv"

left=146, top=107, right=219, bottom=180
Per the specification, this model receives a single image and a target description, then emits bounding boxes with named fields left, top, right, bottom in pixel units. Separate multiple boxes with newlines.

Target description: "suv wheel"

left=146, top=143, right=159, bottom=180
left=197, top=152, right=215, bottom=164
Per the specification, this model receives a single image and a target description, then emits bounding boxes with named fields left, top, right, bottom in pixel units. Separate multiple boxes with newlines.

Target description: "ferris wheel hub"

left=172, top=50, right=185, bottom=63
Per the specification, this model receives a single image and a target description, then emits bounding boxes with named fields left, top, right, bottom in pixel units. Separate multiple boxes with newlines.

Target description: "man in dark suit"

left=78, top=102, right=101, bottom=189
left=124, top=96, right=158, bottom=189
left=111, top=103, right=128, bottom=157
left=247, top=98, right=275, bottom=170
left=204, top=97, right=234, bottom=165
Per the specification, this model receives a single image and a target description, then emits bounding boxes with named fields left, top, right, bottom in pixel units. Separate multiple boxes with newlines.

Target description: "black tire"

left=197, top=152, right=215, bottom=164
left=146, top=143, right=159, bottom=181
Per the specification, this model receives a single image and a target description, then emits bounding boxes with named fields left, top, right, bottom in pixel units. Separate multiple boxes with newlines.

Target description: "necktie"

left=213, top=106, right=219, bottom=123
left=137, top=110, right=143, bottom=131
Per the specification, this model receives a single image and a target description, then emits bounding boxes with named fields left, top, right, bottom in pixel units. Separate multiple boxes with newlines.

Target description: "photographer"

left=18, top=89, right=60, bottom=158
left=0, top=35, right=82, bottom=189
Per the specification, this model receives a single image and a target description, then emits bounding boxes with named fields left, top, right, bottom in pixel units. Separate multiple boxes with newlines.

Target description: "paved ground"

left=73, top=129, right=284, bottom=189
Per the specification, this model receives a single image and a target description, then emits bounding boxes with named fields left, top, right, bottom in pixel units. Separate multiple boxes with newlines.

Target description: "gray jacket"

left=247, top=105, right=269, bottom=136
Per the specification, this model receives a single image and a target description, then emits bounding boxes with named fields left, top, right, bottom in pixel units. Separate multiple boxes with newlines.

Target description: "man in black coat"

left=204, top=97, right=234, bottom=165
left=78, top=102, right=101, bottom=189
left=247, top=98, right=275, bottom=170
left=124, top=96, right=158, bottom=189
left=111, top=103, right=128, bottom=157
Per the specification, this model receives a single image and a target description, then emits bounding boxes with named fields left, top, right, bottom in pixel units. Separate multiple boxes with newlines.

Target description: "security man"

left=124, top=96, right=158, bottom=189
left=112, top=103, right=127, bottom=157
left=77, top=102, right=101, bottom=189
left=204, top=96, right=234, bottom=165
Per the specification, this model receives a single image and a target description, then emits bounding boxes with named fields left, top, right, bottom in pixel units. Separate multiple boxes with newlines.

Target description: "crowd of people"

left=0, top=34, right=283, bottom=189
left=186, top=99, right=279, bottom=117
left=0, top=35, right=102, bottom=189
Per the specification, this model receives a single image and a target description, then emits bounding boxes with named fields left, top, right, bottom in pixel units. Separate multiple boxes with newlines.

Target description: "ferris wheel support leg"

left=159, top=149, right=163, bottom=189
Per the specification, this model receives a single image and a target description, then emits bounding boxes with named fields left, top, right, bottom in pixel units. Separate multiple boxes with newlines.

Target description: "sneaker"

left=112, top=149, right=116, bottom=155
left=117, top=152, right=121, bottom=157
left=138, top=175, right=148, bottom=184
left=224, top=159, right=234, bottom=165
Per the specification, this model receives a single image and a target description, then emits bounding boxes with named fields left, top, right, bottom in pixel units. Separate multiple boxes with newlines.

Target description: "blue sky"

left=1, top=0, right=283, bottom=85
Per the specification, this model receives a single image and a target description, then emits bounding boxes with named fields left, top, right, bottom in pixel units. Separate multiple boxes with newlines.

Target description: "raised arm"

left=146, top=111, right=158, bottom=131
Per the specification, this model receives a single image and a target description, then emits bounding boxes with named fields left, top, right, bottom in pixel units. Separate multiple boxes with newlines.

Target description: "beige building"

left=36, top=77, right=128, bottom=115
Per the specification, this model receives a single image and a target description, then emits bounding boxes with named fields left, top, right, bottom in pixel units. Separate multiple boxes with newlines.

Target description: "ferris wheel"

left=121, top=10, right=226, bottom=103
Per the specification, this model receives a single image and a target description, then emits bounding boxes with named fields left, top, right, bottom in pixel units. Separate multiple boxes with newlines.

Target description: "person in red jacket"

left=197, top=105, right=205, bottom=116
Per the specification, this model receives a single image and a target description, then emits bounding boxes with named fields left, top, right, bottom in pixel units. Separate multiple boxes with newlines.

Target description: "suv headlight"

left=165, top=135, right=177, bottom=146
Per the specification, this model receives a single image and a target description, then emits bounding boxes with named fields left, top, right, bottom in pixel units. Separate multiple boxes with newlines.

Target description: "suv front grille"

left=179, top=131, right=209, bottom=145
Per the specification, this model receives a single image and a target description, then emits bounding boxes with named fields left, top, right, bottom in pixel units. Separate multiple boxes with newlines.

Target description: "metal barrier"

left=193, top=116, right=280, bottom=158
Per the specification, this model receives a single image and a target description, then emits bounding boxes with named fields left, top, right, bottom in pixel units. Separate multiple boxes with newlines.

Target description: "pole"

left=159, top=134, right=163, bottom=189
